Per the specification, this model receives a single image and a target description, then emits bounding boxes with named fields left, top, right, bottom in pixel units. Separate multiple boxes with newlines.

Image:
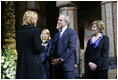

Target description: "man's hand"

left=88, top=62, right=97, bottom=71
left=52, top=58, right=62, bottom=65
left=75, top=64, right=78, bottom=68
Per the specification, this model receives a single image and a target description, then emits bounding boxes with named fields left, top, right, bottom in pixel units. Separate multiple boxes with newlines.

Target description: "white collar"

left=59, top=25, right=68, bottom=38
left=96, top=33, right=102, bottom=38
left=61, top=25, right=67, bottom=32
left=92, top=33, right=102, bottom=43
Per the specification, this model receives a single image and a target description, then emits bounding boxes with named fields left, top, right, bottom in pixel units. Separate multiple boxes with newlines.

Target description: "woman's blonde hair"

left=22, top=10, right=38, bottom=26
left=41, top=29, right=51, bottom=43
left=92, top=20, right=105, bottom=33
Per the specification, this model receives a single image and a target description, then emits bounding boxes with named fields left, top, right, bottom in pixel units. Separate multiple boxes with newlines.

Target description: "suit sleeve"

left=32, top=29, right=45, bottom=54
left=60, top=31, right=77, bottom=62
left=85, top=40, right=91, bottom=65
left=75, top=36, right=80, bottom=65
left=95, top=36, right=109, bottom=67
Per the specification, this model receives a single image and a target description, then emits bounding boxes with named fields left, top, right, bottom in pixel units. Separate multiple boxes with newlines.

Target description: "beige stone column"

left=101, top=1, right=117, bottom=69
left=101, top=1, right=117, bottom=58
left=56, top=1, right=78, bottom=34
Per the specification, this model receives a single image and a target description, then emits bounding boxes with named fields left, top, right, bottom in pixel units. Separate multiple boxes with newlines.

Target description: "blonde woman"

left=85, top=20, right=109, bottom=79
left=16, top=11, right=45, bottom=79
left=40, top=29, right=53, bottom=79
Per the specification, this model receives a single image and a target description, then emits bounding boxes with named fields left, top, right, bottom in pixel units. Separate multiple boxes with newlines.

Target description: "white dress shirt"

left=59, top=25, right=68, bottom=38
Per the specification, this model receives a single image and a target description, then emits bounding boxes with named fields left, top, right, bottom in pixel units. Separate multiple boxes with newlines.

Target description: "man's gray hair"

left=60, top=14, right=70, bottom=23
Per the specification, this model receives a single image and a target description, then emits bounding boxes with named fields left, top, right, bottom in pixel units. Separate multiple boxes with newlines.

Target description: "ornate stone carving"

left=3, top=1, right=16, bottom=49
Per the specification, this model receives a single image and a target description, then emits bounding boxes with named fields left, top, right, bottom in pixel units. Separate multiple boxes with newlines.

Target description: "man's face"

left=56, top=15, right=67, bottom=29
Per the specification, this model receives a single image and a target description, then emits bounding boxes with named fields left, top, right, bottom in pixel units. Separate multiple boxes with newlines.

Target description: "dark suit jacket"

left=16, top=24, right=44, bottom=79
left=85, top=35, right=109, bottom=70
left=52, top=27, right=77, bottom=71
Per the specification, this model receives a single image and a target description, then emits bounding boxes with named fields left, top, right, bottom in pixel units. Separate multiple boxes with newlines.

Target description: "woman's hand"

left=88, top=62, right=97, bottom=71
left=42, top=43, right=48, bottom=47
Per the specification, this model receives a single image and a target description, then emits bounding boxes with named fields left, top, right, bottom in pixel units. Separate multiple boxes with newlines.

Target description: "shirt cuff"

left=60, top=58, right=64, bottom=62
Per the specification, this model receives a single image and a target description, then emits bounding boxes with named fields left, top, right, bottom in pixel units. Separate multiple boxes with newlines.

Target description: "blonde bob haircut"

left=22, top=10, right=38, bottom=26
left=41, top=29, right=51, bottom=43
left=92, top=20, right=105, bottom=33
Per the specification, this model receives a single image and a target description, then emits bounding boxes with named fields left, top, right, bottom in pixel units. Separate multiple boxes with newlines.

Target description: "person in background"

left=16, top=10, right=45, bottom=79
left=85, top=20, right=109, bottom=79
left=74, top=36, right=80, bottom=78
left=40, top=29, right=53, bottom=79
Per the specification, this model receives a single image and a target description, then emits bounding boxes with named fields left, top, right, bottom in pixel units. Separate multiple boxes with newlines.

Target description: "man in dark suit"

left=52, top=14, right=77, bottom=79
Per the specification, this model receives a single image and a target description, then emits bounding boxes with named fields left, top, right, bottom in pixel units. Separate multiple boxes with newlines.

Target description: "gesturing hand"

left=42, top=43, right=48, bottom=47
